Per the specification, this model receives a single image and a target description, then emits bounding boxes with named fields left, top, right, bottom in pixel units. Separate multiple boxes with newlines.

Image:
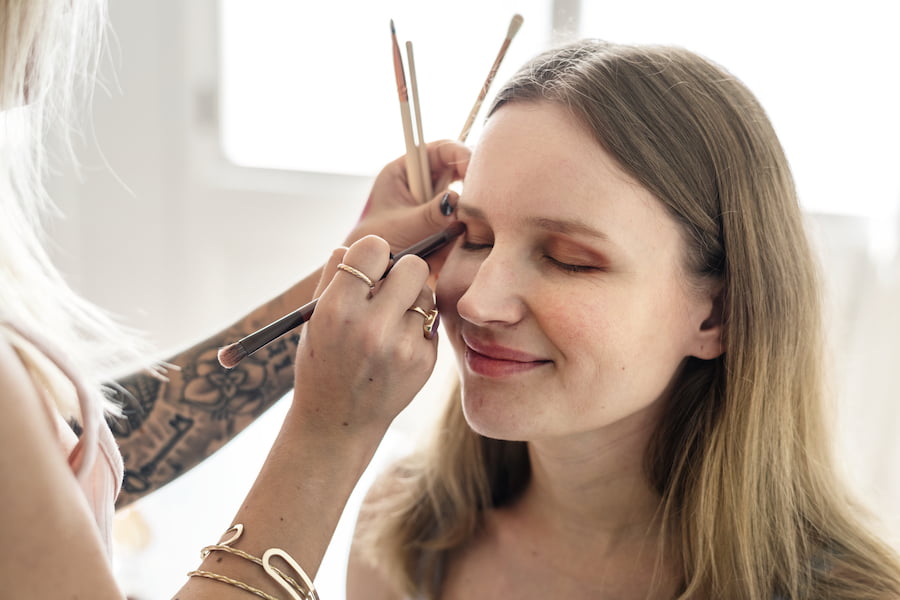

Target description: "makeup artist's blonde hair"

left=1, top=0, right=145, bottom=417
left=358, top=40, right=900, bottom=599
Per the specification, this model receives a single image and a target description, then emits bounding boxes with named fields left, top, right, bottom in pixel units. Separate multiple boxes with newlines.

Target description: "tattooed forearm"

left=112, top=319, right=302, bottom=509
left=121, top=414, right=193, bottom=494
left=106, top=375, right=162, bottom=438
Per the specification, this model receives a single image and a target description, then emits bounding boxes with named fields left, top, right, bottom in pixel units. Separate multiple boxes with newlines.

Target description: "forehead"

left=469, top=102, right=611, bottom=183
left=462, top=102, right=665, bottom=232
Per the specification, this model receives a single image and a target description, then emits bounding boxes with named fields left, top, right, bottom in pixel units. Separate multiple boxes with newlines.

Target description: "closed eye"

left=544, top=255, right=602, bottom=273
left=460, top=239, right=493, bottom=251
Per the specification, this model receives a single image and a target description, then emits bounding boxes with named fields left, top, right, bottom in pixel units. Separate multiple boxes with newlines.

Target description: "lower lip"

left=464, top=348, right=550, bottom=378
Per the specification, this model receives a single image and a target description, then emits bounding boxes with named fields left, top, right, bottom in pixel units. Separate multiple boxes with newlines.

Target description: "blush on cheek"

left=543, top=300, right=608, bottom=349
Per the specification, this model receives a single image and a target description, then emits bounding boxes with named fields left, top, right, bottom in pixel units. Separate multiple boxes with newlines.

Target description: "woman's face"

left=436, top=101, right=720, bottom=442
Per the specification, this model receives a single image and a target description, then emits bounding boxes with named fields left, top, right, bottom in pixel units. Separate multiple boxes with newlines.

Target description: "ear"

left=690, top=291, right=724, bottom=360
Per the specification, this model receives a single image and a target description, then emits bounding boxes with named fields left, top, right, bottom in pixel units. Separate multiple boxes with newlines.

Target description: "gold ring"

left=337, top=263, right=375, bottom=289
left=409, top=306, right=439, bottom=339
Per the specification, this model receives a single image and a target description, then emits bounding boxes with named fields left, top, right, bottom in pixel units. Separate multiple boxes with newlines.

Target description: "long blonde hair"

left=1, top=0, right=146, bottom=417
left=360, top=40, right=900, bottom=599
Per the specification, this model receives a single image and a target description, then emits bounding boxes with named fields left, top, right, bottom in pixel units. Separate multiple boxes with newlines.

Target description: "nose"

left=456, top=248, right=526, bottom=327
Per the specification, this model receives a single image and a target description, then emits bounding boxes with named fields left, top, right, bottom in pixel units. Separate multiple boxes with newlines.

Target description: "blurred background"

left=46, top=1, right=899, bottom=597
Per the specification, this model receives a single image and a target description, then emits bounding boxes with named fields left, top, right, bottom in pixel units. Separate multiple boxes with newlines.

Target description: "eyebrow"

left=458, top=204, right=612, bottom=242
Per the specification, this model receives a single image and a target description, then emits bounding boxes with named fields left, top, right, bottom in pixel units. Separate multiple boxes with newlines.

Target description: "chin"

left=460, top=388, right=533, bottom=442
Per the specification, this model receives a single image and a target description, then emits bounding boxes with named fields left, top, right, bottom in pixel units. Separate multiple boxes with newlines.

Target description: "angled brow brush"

left=217, top=222, right=465, bottom=369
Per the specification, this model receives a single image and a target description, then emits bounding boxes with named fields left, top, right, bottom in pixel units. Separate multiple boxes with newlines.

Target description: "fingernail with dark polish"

left=427, top=312, right=440, bottom=340
left=440, top=192, right=454, bottom=216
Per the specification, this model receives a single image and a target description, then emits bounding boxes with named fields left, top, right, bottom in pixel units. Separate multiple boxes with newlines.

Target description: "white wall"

left=50, top=1, right=373, bottom=355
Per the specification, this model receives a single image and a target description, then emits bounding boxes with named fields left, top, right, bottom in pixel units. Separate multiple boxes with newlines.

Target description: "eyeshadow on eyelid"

left=457, top=203, right=610, bottom=240
left=546, top=234, right=606, bottom=253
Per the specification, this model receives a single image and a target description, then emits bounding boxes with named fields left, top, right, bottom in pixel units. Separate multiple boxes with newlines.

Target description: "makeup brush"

left=432, top=14, right=525, bottom=196
left=458, top=13, right=524, bottom=142
left=217, top=222, right=466, bottom=369
left=406, top=41, right=433, bottom=201
left=391, top=19, right=426, bottom=203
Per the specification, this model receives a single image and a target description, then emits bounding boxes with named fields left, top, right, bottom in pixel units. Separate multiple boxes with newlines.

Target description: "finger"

left=435, top=189, right=459, bottom=218
left=405, top=285, right=441, bottom=341
left=363, top=189, right=459, bottom=258
left=428, top=140, right=471, bottom=194
left=408, top=284, right=436, bottom=311
left=371, top=254, right=431, bottom=324
left=322, top=235, right=392, bottom=303
left=427, top=139, right=471, bottom=181
left=414, top=191, right=461, bottom=280
left=414, top=188, right=460, bottom=233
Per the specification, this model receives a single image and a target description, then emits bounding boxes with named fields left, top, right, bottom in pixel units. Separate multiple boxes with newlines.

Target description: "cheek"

left=542, top=286, right=661, bottom=377
left=631, top=282, right=698, bottom=357
left=543, top=295, right=621, bottom=369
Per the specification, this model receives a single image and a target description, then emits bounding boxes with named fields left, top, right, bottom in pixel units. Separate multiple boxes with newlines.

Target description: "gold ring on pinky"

left=336, top=263, right=375, bottom=289
left=409, top=306, right=440, bottom=339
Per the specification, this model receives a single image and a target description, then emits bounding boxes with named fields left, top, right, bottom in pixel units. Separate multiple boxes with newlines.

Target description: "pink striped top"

left=2, top=320, right=123, bottom=555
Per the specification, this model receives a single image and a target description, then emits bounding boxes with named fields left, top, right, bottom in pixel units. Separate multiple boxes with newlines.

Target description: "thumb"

left=430, top=189, right=459, bottom=223
left=400, top=189, right=460, bottom=248
left=421, top=190, right=460, bottom=278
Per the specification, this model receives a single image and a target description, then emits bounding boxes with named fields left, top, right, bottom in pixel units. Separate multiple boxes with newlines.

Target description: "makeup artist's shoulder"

left=0, top=336, right=26, bottom=388
left=0, top=336, right=44, bottom=414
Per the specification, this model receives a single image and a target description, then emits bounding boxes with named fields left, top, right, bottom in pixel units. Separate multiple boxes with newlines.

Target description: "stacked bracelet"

left=187, top=524, right=320, bottom=600
left=186, top=569, right=281, bottom=600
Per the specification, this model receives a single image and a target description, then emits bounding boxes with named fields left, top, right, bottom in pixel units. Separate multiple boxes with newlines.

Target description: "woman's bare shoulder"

left=346, top=463, right=411, bottom=600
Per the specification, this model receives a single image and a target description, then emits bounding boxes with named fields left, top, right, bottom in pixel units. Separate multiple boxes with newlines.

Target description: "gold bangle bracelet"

left=195, top=524, right=319, bottom=600
left=202, top=543, right=305, bottom=596
left=263, top=547, right=320, bottom=600
left=187, top=569, right=281, bottom=600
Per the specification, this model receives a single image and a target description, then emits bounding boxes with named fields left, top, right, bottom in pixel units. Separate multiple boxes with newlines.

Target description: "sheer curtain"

left=809, top=212, right=900, bottom=546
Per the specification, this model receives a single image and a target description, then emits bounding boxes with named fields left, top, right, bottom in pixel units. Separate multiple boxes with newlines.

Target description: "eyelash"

left=545, top=257, right=598, bottom=273
left=459, top=240, right=491, bottom=251
left=459, top=240, right=599, bottom=274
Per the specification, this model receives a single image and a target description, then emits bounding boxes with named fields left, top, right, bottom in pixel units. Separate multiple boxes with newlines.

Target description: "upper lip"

left=462, top=333, right=549, bottom=363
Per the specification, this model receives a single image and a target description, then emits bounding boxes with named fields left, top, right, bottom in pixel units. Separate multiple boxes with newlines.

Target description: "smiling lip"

left=462, top=336, right=551, bottom=378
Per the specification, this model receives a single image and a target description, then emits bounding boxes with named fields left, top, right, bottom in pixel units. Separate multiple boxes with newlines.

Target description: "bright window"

left=219, top=0, right=553, bottom=176
left=578, top=0, right=900, bottom=218
left=220, top=1, right=899, bottom=218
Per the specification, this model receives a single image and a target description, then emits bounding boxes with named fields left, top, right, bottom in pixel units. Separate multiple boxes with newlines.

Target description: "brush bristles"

left=217, top=342, right=248, bottom=369
left=508, top=14, right=524, bottom=38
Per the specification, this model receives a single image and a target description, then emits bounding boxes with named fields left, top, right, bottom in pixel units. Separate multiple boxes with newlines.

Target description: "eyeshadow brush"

left=217, top=222, right=465, bottom=369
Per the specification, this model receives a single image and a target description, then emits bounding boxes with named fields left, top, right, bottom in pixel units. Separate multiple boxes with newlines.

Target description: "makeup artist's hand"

left=290, top=235, right=438, bottom=440
left=346, top=140, right=470, bottom=271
